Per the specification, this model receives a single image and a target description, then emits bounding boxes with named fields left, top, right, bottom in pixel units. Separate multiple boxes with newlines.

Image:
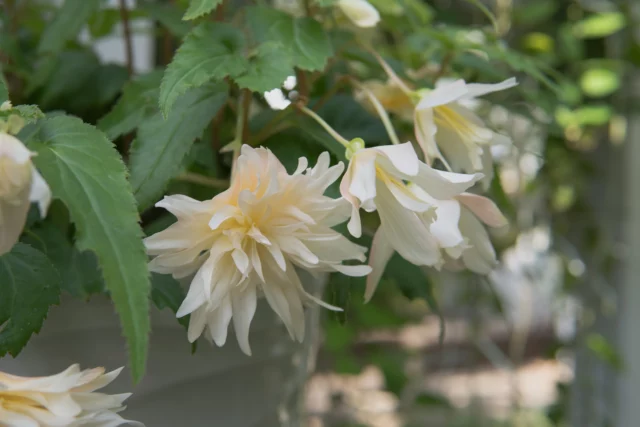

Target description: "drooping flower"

left=145, top=145, right=371, bottom=355
left=429, top=192, right=508, bottom=274
left=356, top=80, right=414, bottom=122
left=414, top=78, right=517, bottom=180
left=0, top=364, right=141, bottom=427
left=0, top=131, right=51, bottom=256
left=337, top=0, right=380, bottom=28
left=338, top=142, right=483, bottom=300
left=370, top=54, right=516, bottom=185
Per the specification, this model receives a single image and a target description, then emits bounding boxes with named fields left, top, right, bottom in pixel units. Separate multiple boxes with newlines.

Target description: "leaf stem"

left=297, top=105, right=350, bottom=148
left=118, top=0, right=134, bottom=76
left=177, top=172, right=229, bottom=188
left=349, top=78, right=402, bottom=146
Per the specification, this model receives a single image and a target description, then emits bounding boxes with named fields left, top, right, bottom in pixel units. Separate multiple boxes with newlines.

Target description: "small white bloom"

left=414, top=78, right=517, bottom=183
left=0, top=364, right=142, bottom=427
left=0, top=132, right=51, bottom=256
left=339, top=142, right=483, bottom=300
left=337, top=0, right=380, bottom=28
left=145, top=145, right=371, bottom=355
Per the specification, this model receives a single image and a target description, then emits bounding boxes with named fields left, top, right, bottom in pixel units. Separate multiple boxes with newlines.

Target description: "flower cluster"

left=0, top=364, right=141, bottom=427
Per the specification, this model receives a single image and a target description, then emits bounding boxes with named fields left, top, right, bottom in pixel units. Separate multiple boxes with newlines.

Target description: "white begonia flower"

left=414, top=78, right=518, bottom=183
left=0, top=132, right=51, bottom=256
left=410, top=189, right=508, bottom=275
left=0, top=364, right=142, bottom=427
left=337, top=0, right=380, bottom=27
left=145, top=145, right=371, bottom=355
left=339, top=142, right=483, bottom=301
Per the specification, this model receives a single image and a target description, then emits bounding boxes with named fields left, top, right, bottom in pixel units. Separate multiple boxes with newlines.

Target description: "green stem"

left=298, top=105, right=350, bottom=148
left=350, top=79, right=402, bottom=146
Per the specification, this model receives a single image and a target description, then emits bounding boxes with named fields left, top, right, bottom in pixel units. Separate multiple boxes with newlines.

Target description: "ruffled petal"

left=365, top=227, right=395, bottom=302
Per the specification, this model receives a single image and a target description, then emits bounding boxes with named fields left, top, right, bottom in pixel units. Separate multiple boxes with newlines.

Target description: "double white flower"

left=0, top=364, right=141, bottom=427
left=145, top=145, right=370, bottom=355
left=0, top=131, right=51, bottom=256
left=339, top=141, right=485, bottom=300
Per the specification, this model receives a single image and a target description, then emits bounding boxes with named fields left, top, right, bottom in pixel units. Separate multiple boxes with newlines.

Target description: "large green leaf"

left=246, top=6, right=333, bottom=71
left=23, top=222, right=104, bottom=298
left=183, top=0, right=223, bottom=20
left=0, top=244, right=61, bottom=357
left=235, top=43, right=294, bottom=93
left=98, top=71, right=164, bottom=140
left=141, top=2, right=191, bottom=38
left=38, top=0, right=101, bottom=53
left=159, top=23, right=247, bottom=116
left=28, top=116, right=150, bottom=383
left=130, top=83, right=228, bottom=210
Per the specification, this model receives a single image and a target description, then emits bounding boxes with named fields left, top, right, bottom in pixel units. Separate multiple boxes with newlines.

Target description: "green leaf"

left=38, top=0, right=101, bottom=53
left=141, top=2, right=192, bottom=38
left=151, top=273, right=189, bottom=330
left=580, top=68, right=620, bottom=98
left=160, top=23, right=247, bottom=116
left=246, top=6, right=333, bottom=71
left=235, top=43, right=294, bottom=93
left=98, top=71, right=164, bottom=140
left=28, top=116, right=150, bottom=383
left=23, top=222, right=104, bottom=298
left=0, top=244, right=61, bottom=357
left=183, top=0, right=223, bottom=20
left=0, top=105, right=44, bottom=125
left=131, top=83, right=228, bottom=210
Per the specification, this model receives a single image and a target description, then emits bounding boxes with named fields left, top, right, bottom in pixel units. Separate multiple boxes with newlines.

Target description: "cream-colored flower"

left=410, top=189, right=507, bottom=274
left=0, top=132, right=51, bottom=256
left=145, top=145, right=371, bottom=355
left=0, top=364, right=141, bottom=427
left=337, top=0, right=380, bottom=27
left=339, top=142, right=483, bottom=300
left=414, top=78, right=517, bottom=180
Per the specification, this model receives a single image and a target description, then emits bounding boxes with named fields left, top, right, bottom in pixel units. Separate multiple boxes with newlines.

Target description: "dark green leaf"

left=23, top=222, right=104, bottom=297
left=28, top=116, right=150, bottom=383
left=160, top=23, right=247, bottom=116
left=235, top=43, right=294, bottom=93
left=151, top=273, right=189, bottom=330
left=98, top=71, right=164, bottom=140
left=246, top=6, right=333, bottom=71
left=0, top=244, right=61, bottom=357
left=183, top=0, right=223, bottom=20
left=142, top=2, right=192, bottom=38
left=38, top=0, right=101, bottom=53
left=130, top=83, right=228, bottom=210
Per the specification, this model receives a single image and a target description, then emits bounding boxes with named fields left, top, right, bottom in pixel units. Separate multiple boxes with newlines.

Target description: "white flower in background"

left=0, top=132, right=51, bottom=256
left=414, top=78, right=517, bottom=183
left=0, top=364, right=142, bottom=427
left=337, top=0, right=380, bottom=27
left=339, top=142, right=483, bottom=300
left=424, top=192, right=508, bottom=274
left=145, top=145, right=371, bottom=355
left=356, top=80, right=414, bottom=122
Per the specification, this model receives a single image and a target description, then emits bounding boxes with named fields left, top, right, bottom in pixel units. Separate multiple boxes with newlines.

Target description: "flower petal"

left=416, top=80, right=468, bottom=110
left=337, top=0, right=380, bottom=27
left=365, top=227, right=395, bottom=302
left=462, top=77, right=518, bottom=100
left=374, top=142, right=419, bottom=176
left=231, top=286, right=257, bottom=356
left=29, top=168, right=51, bottom=218
left=457, top=193, right=508, bottom=228
left=207, top=296, right=233, bottom=346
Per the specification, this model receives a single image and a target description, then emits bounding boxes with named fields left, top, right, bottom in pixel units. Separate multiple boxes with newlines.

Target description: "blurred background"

left=2, top=0, right=640, bottom=426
